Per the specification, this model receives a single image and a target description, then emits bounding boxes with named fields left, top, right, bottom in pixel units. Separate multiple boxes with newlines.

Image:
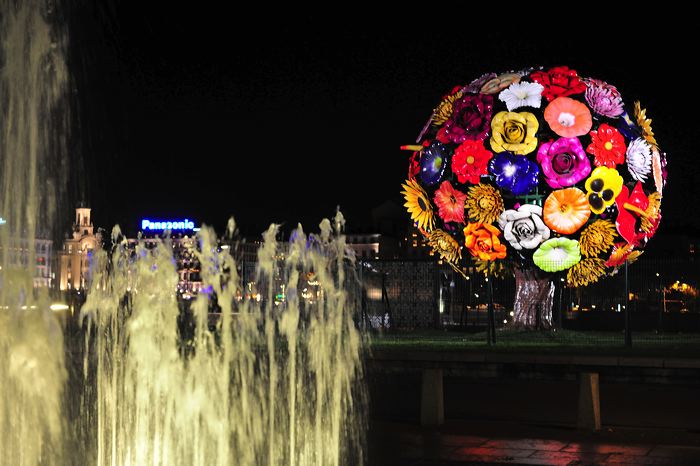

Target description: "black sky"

left=67, top=7, right=697, bottom=238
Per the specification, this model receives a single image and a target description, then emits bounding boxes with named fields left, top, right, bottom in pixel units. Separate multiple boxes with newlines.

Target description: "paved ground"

left=368, top=420, right=700, bottom=465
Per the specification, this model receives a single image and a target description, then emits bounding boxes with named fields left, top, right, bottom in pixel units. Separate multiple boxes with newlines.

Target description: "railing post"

left=577, top=372, right=601, bottom=430
left=624, top=260, right=632, bottom=346
left=486, top=270, right=496, bottom=345
left=420, top=369, right=444, bottom=426
left=557, top=279, right=563, bottom=329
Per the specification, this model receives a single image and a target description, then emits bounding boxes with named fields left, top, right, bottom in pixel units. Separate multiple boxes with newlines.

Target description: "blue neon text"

left=141, top=219, right=195, bottom=231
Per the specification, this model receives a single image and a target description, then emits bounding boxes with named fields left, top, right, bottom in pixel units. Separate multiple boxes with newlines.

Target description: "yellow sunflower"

left=428, top=229, right=462, bottom=265
left=465, top=184, right=504, bottom=224
left=579, top=220, right=617, bottom=257
left=432, top=90, right=463, bottom=126
left=642, top=192, right=662, bottom=233
left=401, top=178, right=435, bottom=232
left=634, top=101, right=658, bottom=148
left=567, top=258, right=607, bottom=287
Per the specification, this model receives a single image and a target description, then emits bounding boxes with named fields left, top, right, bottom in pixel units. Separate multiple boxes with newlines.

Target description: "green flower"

left=533, top=237, right=581, bottom=272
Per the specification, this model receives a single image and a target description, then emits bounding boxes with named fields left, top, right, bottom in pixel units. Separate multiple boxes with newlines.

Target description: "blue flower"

left=488, top=152, right=539, bottom=196
left=617, top=111, right=641, bottom=141
left=419, top=141, right=449, bottom=186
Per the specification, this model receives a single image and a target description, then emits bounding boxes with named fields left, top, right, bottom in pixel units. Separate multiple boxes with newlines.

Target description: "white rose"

left=498, top=204, right=550, bottom=250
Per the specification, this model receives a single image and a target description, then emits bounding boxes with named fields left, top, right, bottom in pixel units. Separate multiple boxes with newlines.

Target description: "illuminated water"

left=79, top=217, right=366, bottom=466
left=1, top=2, right=366, bottom=465
left=1, top=1, right=69, bottom=465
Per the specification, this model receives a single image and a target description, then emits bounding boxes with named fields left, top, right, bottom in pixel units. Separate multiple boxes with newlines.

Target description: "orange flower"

left=544, top=97, right=592, bottom=138
left=543, top=187, right=591, bottom=235
left=463, top=222, right=507, bottom=261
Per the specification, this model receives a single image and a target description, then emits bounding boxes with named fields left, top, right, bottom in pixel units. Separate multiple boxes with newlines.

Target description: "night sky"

left=67, top=7, right=697, bottom=238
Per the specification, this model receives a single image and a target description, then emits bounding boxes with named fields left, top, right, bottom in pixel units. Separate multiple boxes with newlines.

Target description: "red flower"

left=451, top=140, right=493, bottom=184
left=530, top=66, right=587, bottom=102
left=586, top=124, right=626, bottom=168
left=407, top=141, right=429, bottom=180
left=605, top=243, right=635, bottom=268
left=433, top=181, right=467, bottom=224
left=615, top=182, right=660, bottom=246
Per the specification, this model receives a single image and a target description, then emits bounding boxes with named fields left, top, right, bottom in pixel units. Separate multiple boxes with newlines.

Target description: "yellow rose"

left=489, top=111, right=539, bottom=155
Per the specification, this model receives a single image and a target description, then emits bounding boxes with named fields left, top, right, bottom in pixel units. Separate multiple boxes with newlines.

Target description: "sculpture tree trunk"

left=512, top=268, right=554, bottom=330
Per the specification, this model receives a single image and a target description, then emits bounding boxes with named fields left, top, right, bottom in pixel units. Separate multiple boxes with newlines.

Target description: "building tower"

left=59, top=207, right=100, bottom=291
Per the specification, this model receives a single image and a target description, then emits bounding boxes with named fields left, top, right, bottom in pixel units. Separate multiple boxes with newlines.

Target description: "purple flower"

left=437, top=93, right=493, bottom=144
left=585, top=80, right=624, bottom=117
left=488, top=152, right=539, bottom=196
left=536, top=137, right=591, bottom=188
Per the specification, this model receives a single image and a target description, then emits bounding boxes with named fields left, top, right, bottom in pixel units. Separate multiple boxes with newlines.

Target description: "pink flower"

left=585, top=80, right=624, bottom=117
left=537, top=137, right=591, bottom=188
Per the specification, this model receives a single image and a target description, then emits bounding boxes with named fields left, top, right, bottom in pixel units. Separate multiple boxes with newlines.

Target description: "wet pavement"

left=368, top=420, right=700, bottom=465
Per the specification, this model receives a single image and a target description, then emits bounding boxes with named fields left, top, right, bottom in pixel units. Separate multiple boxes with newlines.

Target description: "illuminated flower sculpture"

left=401, top=65, right=667, bottom=330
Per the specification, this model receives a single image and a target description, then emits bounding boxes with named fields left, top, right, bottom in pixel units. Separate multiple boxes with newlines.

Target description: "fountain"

left=78, top=217, right=366, bottom=466
left=1, top=2, right=367, bottom=465
left=1, top=1, right=69, bottom=465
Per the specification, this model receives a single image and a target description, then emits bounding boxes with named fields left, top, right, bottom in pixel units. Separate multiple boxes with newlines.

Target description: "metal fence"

left=357, top=258, right=700, bottom=337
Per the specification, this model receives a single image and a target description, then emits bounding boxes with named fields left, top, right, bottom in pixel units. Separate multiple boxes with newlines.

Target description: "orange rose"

left=463, top=223, right=507, bottom=261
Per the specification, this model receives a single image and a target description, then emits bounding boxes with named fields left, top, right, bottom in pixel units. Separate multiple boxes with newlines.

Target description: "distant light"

left=50, top=303, right=69, bottom=311
left=193, top=227, right=200, bottom=232
left=509, top=311, right=514, bottom=317
left=560, top=278, right=565, bottom=282
left=220, top=244, right=230, bottom=250
left=655, top=273, right=660, bottom=277
left=503, top=319, right=508, bottom=324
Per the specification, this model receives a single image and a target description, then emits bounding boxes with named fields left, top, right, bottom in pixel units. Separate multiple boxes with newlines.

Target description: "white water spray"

left=0, top=1, right=69, bottom=465
left=80, top=215, right=366, bottom=466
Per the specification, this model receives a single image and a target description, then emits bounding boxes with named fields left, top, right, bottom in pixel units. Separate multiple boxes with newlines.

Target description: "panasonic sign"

left=141, top=219, right=195, bottom=231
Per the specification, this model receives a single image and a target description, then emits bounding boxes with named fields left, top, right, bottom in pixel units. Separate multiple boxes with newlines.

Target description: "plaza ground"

left=367, top=329, right=700, bottom=464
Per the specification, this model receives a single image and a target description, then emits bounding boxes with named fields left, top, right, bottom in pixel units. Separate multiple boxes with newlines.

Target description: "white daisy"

left=498, top=81, right=545, bottom=111
left=626, top=138, right=652, bottom=182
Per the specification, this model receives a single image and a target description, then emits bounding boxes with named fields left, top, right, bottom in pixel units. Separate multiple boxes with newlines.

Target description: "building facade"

left=0, top=237, right=54, bottom=288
